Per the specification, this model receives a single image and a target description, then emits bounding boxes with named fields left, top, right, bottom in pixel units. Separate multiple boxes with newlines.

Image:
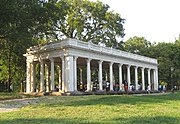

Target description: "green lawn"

left=0, top=92, right=180, bottom=124
left=0, top=92, right=35, bottom=100
left=0, top=92, right=23, bottom=100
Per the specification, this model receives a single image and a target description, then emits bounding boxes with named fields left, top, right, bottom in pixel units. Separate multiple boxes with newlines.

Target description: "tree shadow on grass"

left=113, top=116, right=180, bottom=124
left=51, top=93, right=180, bottom=107
left=0, top=117, right=95, bottom=124
left=0, top=116, right=179, bottom=124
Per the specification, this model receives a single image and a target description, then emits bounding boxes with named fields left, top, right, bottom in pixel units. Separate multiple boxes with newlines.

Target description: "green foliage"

left=0, top=0, right=125, bottom=92
left=0, top=0, right=180, bottom=93
left=0, top=0, right=48, bottom=42
left=125, top=37, right=180, bottom=89
left=148, top=43, right=180, bottom=88
left=160, top=81, right=168, bottom=86
left=124, top=36, right=152, bottom=53
left=49, top=0, right=125, bottom=48
left=0, top=0, right=50, bottom=91
left=0, top=93, right=180, bottom=123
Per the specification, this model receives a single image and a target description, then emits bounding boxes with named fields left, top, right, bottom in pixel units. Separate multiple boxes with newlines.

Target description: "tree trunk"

left=7, top=42, right=12, bottom=92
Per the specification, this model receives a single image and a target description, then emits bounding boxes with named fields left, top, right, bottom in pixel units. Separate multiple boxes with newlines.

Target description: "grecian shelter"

left=24, top=38, right=158, bottom=93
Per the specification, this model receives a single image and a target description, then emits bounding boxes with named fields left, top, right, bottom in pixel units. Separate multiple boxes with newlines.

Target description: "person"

left=138, top=84, right=141, bottom=90
left=171, top=87, right=175, bottom=93
left=158, top=84, right=162, bottom=91
left=106, top=81, right=110, bottom=91
left=163, top=85, right=166, bottom=93
left=129, top=84, right=132, bottom=91
left=131, top=84, right=135, bottom=91
left=80, top=82, right=83, bottom=91
left=121, top=83, right=124, bottom=91
left=124, top=80, right=128, bottom=92
left=147, top=85, right=150, bottom=94
left=171, top=86, right=176, bottom=93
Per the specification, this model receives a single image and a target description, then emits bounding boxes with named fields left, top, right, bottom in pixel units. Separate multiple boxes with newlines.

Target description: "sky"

left=94, top=0, right=180, bottom=42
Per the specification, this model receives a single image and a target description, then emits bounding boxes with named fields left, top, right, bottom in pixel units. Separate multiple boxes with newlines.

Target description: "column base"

left=85, top=90, right=91, bottom=92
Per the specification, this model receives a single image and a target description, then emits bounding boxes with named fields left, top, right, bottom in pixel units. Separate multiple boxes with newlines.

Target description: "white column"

left=98, top=60, right=103, bottom=91
left=151, top=71, right=154, bottom=90
left=65, top=56, right=74, bottom=92
left=156, top=68, right=159, bottom=90
left=26, top=61, right=31, bottom=93
left=109, top=62, right=114, bottom=91
left=60, top=56, right=65, bottom=92
left=134, top=66, right=138, bottom=90
left=74, top=56, right=78, bottom=91
left=141, top=67, right=145, bottom=90
left=154, top=68, right=158, bottom=90
left=118, top=64, right=123, bottom=91
left=86, top=58, right=92, bottom=91
left=80, top=68, right=83, bottom=83
left=45, top=64, right=50, bottom=92
left=40, top=59, right=44, bottom=92
left=50, top=58, right=55, bottom=91
left=153, top=69, right=156, bottom=90
left=148, top=68, right=151, bottom=90
left=105, top=71, right=108, bottom=81
left=31, top=62, right=36, bottom=92
left=58, top=65, right=61, bottom=92
left=127, top=65, right=131, bottom=90
left=124, top=73, right=126, bottom=81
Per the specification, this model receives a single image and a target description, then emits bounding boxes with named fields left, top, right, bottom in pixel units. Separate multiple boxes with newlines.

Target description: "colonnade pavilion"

left=24, top=38, right=158, bottom=93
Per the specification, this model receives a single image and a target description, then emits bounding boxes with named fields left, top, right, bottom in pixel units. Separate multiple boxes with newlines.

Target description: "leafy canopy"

left=48, top=0, right=125, bottom=48
left=124, top=36, right=152, bottom=53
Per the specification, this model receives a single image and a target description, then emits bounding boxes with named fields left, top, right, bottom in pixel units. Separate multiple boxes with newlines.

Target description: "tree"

left=124, top=36, right=152, bottom=54
left=142, top=42, right=180, bottom=89
left=0, top=0, right=125, bottom=92
left=124, top=35, right=180, bottom=90
left=48, top=0, right=125, bottom=48
left=175, top=34, right=180, bottom=46
left=0, top=0, right=52, bottom=91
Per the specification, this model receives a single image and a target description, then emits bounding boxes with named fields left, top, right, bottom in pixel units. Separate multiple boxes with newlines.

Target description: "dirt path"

left=0, top=97, right=41, bottom=113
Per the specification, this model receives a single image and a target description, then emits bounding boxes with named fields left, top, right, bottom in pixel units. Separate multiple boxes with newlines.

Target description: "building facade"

left=24, top=38, right=158, bottom=93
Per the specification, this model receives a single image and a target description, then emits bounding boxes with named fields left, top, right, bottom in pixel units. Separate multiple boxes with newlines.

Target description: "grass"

left=0, top=92, right=180, bottom=124
left=0, top=92, right=35, bottom=100
left=0, top=92, right=23, bottom=100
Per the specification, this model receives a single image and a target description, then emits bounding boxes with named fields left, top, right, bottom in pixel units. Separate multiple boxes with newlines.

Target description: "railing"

left=65, top=39, right=157, bottom=64
left=28, top=38, right=157, bottom=64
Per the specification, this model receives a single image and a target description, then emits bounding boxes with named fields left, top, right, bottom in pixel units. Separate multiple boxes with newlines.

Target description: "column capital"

left=141, top=67, right=145, bottom=70
left=49, top=57, right=54, bottom=62
left=127, top=65, right=131, bottom=68
left=29, top=60, right=34, bottom=64
left=60, top=56, right=65, bottom=61
left=134, top=66, right=138, bottom=69
left=74, top=56, right=78, bottom=61
left=39, top=58, right=44, bottom=63
left=98, top=60, right=103, bottom=64
left=147, top=68, right=151, bottom=71
left=86, top=58, right=92, bottom=63
left=153, top=68, right=158, bottom=71
left=118, top=63, right=123, bottom=67
left=26, top=60, right=31, bottom=64
left=109, top=62, right=114, bottom=66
